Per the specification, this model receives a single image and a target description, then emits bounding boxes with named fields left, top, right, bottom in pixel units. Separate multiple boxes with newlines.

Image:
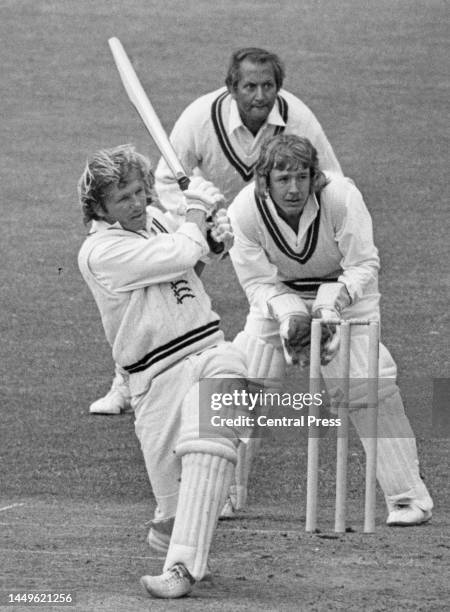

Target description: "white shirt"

left=227, top=96, right=286, bottom=155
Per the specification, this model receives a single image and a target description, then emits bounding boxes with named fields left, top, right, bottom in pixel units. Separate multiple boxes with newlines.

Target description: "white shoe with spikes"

left=140, top=563, right=195, bottom=599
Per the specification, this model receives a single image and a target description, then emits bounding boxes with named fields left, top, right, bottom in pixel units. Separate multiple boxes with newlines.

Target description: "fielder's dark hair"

left=77, top=144, right=155, bottom=224
left=255, top=134, right=329, bottom=196
left=225, top=47, right=285, bottom=91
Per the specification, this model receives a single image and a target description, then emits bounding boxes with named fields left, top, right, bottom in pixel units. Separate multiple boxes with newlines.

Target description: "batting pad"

left=233, top=331, right=285, bottom=378
left=229, top=438, right=261, bottom=509
left=163, top=452, right=234, bottom=581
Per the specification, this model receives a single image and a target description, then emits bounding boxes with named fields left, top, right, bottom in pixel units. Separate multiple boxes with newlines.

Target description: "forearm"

left=335, top=186, right=380, bottom=301
left=186, top=208, right=208, bottom=238
left=338, top=262, right=379, bottom=302
left=229, top=248, right=298, bottom=318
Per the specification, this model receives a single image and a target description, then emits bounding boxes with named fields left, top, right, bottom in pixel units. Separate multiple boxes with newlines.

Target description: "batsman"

left=77, top=144, right=251, bottom=598
left=227, top=133, right=433, bottom=526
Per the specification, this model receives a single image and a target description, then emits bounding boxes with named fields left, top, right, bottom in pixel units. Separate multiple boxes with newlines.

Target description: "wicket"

left=306, top=318, right=380, bottom=533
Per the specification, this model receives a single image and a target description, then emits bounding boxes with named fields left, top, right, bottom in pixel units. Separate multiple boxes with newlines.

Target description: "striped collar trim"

left=211, top=92, right=288, bottom=181
left=254, top=190, right=321, bottom=264
left=124, top=320, right=221, bottom=374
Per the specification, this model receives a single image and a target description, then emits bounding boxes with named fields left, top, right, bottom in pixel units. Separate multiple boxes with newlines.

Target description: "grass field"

left=0, top=1, right=449, bottom=610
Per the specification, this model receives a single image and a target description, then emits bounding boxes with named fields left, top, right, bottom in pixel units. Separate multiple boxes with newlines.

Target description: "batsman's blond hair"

left=77, top=144, right=155, bottom=224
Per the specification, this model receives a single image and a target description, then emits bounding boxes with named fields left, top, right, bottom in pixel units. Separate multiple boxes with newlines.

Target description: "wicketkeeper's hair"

left=77, top=144, right=155, bottom=224
left=254, top=134, right=329, bottom=197
left=225, top=47, right=285, bottom=91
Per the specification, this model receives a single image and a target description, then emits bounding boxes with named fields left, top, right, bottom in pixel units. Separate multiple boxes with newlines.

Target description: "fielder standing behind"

left=91, top=46, right=343, bottom=416
left=77, top=145, right=251, bottom=598
left=228, top=134, right=433, bottom=526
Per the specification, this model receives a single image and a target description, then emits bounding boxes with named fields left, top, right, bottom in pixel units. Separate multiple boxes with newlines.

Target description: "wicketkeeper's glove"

left=279, top=312, right=312, bottom=366
left=267, top=293, right=311, bottom=367
left=312, top=282, right=351, bottom=365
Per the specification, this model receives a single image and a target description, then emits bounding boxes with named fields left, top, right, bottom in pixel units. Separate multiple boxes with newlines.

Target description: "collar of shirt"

left=224, top=96, right=286, bottom=146
left=267, top=192, right=320, bottom=243
left=89, top=219, right=112, bottom=234
left=88, top=215, right=151, bottom=237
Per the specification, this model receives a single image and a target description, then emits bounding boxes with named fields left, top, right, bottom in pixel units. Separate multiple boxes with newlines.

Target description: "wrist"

left=268, top=293, right=309, bottom=322
left=186, top=209, right=207, bottom=234
left=312, top=282, right=351, bottom=316
left=313, top=307, right=340, bottom=322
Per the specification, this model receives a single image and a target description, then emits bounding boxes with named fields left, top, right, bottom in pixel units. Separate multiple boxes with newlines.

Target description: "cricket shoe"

left=89, top=379, right=132, bottom=415
left=386, top=502, right=432, bottom=527
left=140, top=563, right=195, bottom=599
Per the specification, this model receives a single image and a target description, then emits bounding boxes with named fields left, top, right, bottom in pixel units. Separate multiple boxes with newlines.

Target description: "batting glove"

left=183, top=176, right=225, bottom=215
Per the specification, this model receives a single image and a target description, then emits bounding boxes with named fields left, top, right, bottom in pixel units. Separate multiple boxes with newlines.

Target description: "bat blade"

left=108, top=37, right=189, bottom=190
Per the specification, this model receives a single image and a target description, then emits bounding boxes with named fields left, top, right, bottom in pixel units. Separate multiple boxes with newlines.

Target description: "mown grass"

left=1, top=0, right=447, bottom=508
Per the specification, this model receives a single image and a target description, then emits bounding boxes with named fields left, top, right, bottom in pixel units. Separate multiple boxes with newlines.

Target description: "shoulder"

left=322, top=173, right=362, bottom=202
left=279, top=89, right=315, bottom=119
left=78, top=232, right=93, bottom=266
left=77, top=225, right=113, bottom=271
left=177, top=87, right=227, bottom=121
left=320, top=174, right=366, bottom=225
left=78, top=220, right=142, bottom=264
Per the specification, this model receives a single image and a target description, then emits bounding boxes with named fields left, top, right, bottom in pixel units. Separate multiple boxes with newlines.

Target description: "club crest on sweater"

left=170, top=279, right=195, bottom=303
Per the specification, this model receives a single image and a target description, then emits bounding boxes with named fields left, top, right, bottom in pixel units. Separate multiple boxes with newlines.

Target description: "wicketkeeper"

left=227, top=134, right=433, bottom=526
left=77, top=145, right=251, bottom=598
